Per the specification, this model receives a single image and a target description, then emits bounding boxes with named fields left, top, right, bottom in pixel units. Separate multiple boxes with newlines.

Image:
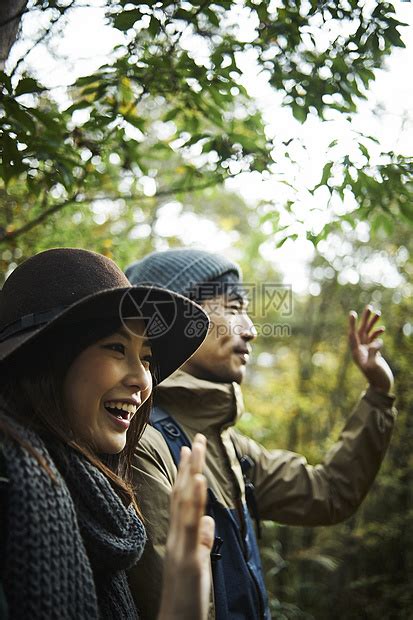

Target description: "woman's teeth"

left=104, top=401, right=138, bottom=419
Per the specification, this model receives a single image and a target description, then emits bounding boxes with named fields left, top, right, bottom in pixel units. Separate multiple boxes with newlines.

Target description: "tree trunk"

left=0, top=0, right=28, bottom=70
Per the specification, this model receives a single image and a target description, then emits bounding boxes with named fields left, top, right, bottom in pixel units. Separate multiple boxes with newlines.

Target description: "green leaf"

left=291, top=103, right=307, bottom=123
left=15, top=77, right=43, bottom=97
left=174, top=8, right=193, bottom=21
left=148, top=16, right=161, bottom=37
left=385, top=27, right=405, bottom=49
left=0, top=134, right=25, bottom=184
left=371, top=213, right=394, bottom=236
left=66, top=100, right=92, bottom=114
left=8, top=105, right=36, bottom=134
left=30, top=108, right=63, bottom=134
left=318, top=162, right=333, bottom=188
left=163, top=107, right=180, bottom=122
left=399, top=202, right=413, bottom=223
left=359, top=144, right=370, bottom=160
left=113, top=9, right=141, bottom=31
left=124, top=114, right=146, bottom=131
left=0, top=71, right=12, bottom=94
left=75, top=73, right=105, bottom=87
left=206, top=8, right=220, bottom=28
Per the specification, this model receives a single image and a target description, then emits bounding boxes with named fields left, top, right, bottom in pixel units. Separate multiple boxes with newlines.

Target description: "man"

left=126, top=249, right=396, bottom=620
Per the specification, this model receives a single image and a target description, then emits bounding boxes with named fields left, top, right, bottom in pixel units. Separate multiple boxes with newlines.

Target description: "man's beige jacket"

left=129, top=370, right=396, bottom=619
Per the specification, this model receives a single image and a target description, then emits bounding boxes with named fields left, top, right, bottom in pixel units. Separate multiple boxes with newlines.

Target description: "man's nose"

left=239, top=313, right=257, bottom=341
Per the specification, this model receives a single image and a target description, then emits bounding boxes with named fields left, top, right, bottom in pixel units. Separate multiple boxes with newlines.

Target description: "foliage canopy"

left=0, top=0, right=411, bottom=249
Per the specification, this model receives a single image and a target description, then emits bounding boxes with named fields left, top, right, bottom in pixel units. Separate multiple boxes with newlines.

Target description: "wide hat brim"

left=0, top=285, right=209, bottom=385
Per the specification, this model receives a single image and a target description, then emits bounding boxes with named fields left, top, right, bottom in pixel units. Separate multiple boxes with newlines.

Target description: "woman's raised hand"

left=158, top=434, right=215, bottom=620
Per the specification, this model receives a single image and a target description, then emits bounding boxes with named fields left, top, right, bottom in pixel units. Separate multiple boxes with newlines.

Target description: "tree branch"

left=0, top=4, right=29, bottom=28
left=0, top=0, right=28, bottom=70
left=0, top=175, right=229, bottom=245
left=0, top=192, right=80, bottom=243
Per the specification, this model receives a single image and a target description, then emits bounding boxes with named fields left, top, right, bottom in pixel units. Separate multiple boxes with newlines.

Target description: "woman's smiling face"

left=63, top=319, right=153, bottom=454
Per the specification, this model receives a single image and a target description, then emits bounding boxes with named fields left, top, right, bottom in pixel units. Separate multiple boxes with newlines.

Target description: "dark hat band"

left=0, top=306, right=67, bottom=343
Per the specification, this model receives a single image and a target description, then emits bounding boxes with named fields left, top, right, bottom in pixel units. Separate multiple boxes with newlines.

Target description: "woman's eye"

left=104, top=343, right=125, bottom=354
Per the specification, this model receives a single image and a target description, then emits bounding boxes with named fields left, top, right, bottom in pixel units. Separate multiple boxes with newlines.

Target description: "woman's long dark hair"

left=0, top=318, right=157, bottom=514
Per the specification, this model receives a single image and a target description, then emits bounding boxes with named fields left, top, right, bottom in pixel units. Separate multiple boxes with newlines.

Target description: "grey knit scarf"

left=0, top=411, right=146, bottom=619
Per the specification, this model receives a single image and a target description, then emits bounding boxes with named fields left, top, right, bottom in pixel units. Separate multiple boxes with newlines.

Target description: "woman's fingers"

left=160, top=435, right=213, bottom=620
left=175, top=446, right=191, bottom=488
left=199, top=515, right=215, bottom=553
left=190, top=434, right=206, bottom=474
left=181, top=473, right=208, bottom=555
left=170, top=436, right=208, bottom=526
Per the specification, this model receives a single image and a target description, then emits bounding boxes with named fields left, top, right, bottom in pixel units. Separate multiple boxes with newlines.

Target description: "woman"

left=0, top=247, right=214, bottom=619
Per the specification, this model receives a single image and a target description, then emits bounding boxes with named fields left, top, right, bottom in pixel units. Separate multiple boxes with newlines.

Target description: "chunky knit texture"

left=126, top=249, right=241, bottom=299
left=1, top=410, right=146, bottom=619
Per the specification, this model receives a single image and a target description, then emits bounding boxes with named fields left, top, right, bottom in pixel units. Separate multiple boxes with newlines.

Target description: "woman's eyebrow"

left=114, top=327, right=131, bottom=341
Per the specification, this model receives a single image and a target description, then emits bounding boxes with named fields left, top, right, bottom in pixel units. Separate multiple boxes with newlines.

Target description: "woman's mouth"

left=104, top=401, right=138, bottom=429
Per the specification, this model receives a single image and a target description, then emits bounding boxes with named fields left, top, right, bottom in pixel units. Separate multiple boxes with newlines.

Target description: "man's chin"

left=231, top=366, right=246, bottom=385
left=184, top=360, right=247, bottom=384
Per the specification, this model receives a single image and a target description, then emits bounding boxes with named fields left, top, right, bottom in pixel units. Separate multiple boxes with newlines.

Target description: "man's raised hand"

left=348, top=306, right=394, bottom=394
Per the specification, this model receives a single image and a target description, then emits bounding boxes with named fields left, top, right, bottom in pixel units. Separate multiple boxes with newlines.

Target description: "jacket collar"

left=154, top=370, right=245, bottom=434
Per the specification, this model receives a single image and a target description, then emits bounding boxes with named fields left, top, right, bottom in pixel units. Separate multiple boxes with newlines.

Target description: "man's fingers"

left=349, top=311, right=357, bottom=328
left=348, top=311, right=359, bottom=350
left=358, top=305, right=372, bottom=333
left=368, top=340, right=382, bottom=361
left=365, top=311, right=381, bottom=334
left=368, top=327, right=385, bottom=343
left=351, top=306, right=382, bottom=348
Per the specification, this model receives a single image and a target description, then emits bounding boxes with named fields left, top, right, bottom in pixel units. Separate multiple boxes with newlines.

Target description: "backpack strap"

left=150, top=405, right=191, bottom=466
left=150, top=407, right=225, bottom=563
left=149, top=406, right=268, bottom=618
left=151, top=405, right=261, bottom=537
left=231, top=442, right=262, bottom=540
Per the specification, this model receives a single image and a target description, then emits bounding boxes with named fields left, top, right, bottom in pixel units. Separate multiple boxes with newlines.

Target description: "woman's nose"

left=122, top=361, right=152, bottom=394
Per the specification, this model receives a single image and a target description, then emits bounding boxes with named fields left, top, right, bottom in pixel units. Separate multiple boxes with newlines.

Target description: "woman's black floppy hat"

left=0, top=248, right=209, bottom=384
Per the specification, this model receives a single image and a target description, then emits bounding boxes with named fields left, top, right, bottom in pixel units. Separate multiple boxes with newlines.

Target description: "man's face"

left=181, top=294, right=256, bottom=384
